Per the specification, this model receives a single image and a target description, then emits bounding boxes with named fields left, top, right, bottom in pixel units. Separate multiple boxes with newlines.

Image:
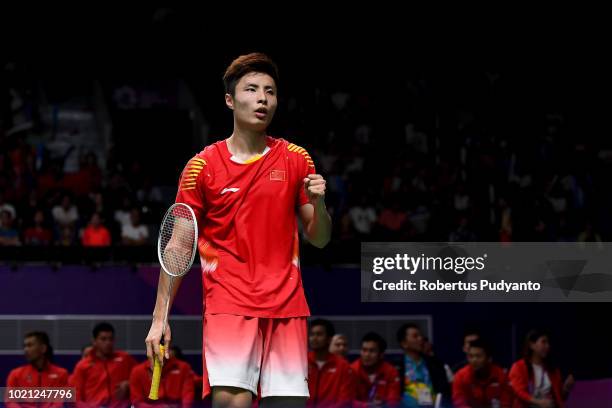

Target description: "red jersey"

left=5, top=362, right=69, bottom=408
left=452, top=364, right=512, bottom=408
left=129, top=358, right=194, bottom=408
left=307, top=352, right=353, bottom=408
left=175, top=137, right=315, bottom=318
left=69, top=349, right=137, bottom=408
left=350, top=359, right=401, bottom=407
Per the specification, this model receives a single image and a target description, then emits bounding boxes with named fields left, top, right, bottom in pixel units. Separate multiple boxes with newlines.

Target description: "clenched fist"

left=304, top=174, right=326, bottom=205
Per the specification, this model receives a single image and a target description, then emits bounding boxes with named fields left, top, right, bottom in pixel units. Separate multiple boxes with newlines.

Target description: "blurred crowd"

left=6, top=321, right=574, bottom=407
left=2, top=67, right=610, bottom=257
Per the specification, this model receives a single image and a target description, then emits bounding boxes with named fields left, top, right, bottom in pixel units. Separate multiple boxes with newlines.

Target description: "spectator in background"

left=351, top=332, right=400, bottom=408
left=451, top=328, right=481, bottom=373
left=349, top=196, right=377, bottom=238
left=169, top=346, right=203, bottom=405
left=24, top=209, right=53, bottom=246
left=6, top=331, right=69, bottom=408
left=449, top=215, right=477, bottom=242
left=377, top=198, right=408, bottom=240
left=396, top=323, right=451, bottom=407
left=52, top=194, right=79, bottom=228
left=56, top=225, right=76, bottom=247
left=137, top=176, right=163, bottom=205
left=452, top=339, right=512, bottom=408
left=129, top=349, right=194, bottom=408
left=577, top=222, right=602, bottom=243
left=114, top=195, right=133, bottom=229
left=121, top=208, right=149, bottom=246
left=0, top=209, right=20, bottom=246
left=329, top=334, right=350, bottom=359
left=70, top=322, right=137, bottom=408
left=81, top=212, right=111, bottom=247
left=0, top=191, right=17, bottom=218
left=423, top=337, right=454, bottom=385
left=508, top=330, right=574, bottom=408
left=307, top=319, right=353, bottom=408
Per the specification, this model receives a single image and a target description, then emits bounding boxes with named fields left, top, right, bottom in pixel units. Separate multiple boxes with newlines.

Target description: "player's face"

left=467, top=347, right=489, bottom=371
left=93, top=331, right=115, bottom=356
left=226, top=72, right=277, bottom=132
left=401, top=328, right=424, bottom=353
left=23, top=336, right=46, bottom=363
left=530, top=335, right=550, bottom=359
left=309, top=325, right=330, bottom=352
left=329, top=335, right=348, bottom=356
left=463, top=334, right=479, bottom=354
left=360, top=341, right=382, bottom=368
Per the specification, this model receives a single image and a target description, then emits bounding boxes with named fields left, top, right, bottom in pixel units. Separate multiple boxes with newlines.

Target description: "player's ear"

left=225, top=93, right=234, bottom=110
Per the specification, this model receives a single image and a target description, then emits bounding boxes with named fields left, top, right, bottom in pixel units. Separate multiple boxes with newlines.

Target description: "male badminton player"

left=146, top=53, right=332, bottom=408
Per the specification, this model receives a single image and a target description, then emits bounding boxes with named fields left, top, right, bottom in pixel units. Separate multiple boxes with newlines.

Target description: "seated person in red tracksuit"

left=70, top=322, right=137, bottom=408
left=5, top=331, right=69, bottom=408
left=508, top=330, right=574, bottom=408
left=169, top=345, right=203, bottom=402
left=307, top=319, right=353, bottom=408
left=452, top=339, right=513, bottom=408
left=351, top=332, right=400, bottom=408
left=329, top=334, right=350, bottom=360
left=129, top=352, right=194, bottom=408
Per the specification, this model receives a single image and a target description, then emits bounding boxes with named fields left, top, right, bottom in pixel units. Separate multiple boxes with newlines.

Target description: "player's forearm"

left=305, top=201, right=332, bottom=248
left=152, top=271, right=184, bottom=322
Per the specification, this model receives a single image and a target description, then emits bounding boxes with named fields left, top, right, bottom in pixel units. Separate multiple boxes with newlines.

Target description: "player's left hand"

left=115, top=380, right=130, bottom=400
left=304, top=174, right=326, bottom=205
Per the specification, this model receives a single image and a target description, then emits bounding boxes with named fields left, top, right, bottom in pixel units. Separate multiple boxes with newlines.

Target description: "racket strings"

left=159, top=206, right=196, bottom=277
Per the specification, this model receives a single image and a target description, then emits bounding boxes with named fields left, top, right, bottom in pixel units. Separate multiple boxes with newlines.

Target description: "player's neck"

left=30, top=358, right=47, bottom=371
left=228, top=126, right=267, bottom=155
left=315, top=349, right=330, bottom=362
left=363, top=362, right=380, bottom=374
left=406, top=350, right=422, bottom=362
left=95, top=349, right=113, bottom=360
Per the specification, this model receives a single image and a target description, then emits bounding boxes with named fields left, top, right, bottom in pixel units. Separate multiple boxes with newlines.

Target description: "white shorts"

left=202, top=314, right=309, bottom=399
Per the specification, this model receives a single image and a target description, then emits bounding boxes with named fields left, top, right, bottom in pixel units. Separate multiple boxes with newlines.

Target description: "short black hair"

left=362, top=332, right=387, bottom=353
left=463, top=326, right=481, bottom=340
left=25, top=331, right=53, bottom=360
left=223, top=53, right=279, bottom=96
left=467, top=338, right=492, bottom=357
left=396, top=323, right=421, bottom=344
left=310, top=318, right=335, bottom=338
left=171, top=345, right=184, bottom=360
left=93, top=322, right=115, bottom=339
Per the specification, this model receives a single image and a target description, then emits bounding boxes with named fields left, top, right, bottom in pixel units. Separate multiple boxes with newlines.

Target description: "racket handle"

left=148, top=344, right=164, bottom=400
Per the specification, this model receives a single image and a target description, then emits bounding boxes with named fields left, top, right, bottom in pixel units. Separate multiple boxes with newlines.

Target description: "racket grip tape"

left=148, top=344, right=164, bottom=400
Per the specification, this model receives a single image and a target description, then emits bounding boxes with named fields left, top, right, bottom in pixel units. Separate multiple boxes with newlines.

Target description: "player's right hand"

left=145, top=320, right=171, bottom=367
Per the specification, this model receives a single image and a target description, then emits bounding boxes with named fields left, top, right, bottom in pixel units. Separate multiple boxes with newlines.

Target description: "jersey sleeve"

left=175, top=156, right=208, bottom=221
left=287, top=143, right=316, bottom=207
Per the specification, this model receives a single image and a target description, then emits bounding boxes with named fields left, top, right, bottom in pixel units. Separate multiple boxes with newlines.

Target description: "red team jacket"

left=350, top=359, right=400, bottom=408
left=5, top=362, right=69, bottom=408
left=508, top=359, right=564, bottom=408
left=307, top=352, right=353, bottom=408
left=129, top=358, right=195, bottom=408
left=452, top=364, right=512, bottom=408
left=69, top=349, right=137, bottom=408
